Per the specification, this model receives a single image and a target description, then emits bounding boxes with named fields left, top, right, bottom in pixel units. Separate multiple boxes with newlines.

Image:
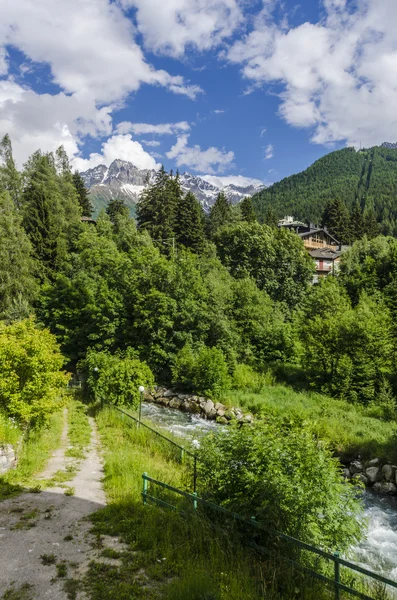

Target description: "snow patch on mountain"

left=80, top=159, right=265, bottom=214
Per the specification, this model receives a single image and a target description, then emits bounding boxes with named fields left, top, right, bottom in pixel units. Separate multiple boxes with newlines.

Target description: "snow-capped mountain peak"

left=80, top=159, right=265, bottom=215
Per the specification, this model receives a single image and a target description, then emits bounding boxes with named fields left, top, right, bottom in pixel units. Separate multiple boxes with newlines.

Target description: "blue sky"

left=1, top=0, right=396, bottom=187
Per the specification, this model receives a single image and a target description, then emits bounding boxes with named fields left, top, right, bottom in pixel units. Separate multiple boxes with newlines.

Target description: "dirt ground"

left=0, top=415, right=115, bottom=599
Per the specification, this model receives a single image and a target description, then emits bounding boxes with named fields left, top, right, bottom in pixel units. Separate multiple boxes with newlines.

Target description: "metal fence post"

left=193, top=455, right=197, bottom=493
left=334, top=552, right=340, bottom=600
left=180, top=448, right=185, bottom=464
left=193, top=491, right=197, bottom=510
left=142, top=472, right=148, bottom=505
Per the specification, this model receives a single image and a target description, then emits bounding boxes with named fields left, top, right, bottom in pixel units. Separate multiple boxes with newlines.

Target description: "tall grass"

left=90, top=406, right=334, bottom=600
left=0, top=411, right=22, bottom=446
left=224, top=384, right=397, bottom=461
left=0, top=409, right=64, bottom=500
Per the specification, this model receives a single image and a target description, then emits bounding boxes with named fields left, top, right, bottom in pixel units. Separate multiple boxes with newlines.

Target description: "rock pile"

left=145, top=387, right=253, bottom=424
left=342, top=457, right=397, bottom=495
left=0, top=444, right=17, bottom=475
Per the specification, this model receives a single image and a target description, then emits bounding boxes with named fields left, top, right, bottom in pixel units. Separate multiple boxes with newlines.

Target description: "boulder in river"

left=350, top=461, right=364, bottom=474
left=366, top=466, right=381, bottom=483
left=381, top=464, right=396, bottom=482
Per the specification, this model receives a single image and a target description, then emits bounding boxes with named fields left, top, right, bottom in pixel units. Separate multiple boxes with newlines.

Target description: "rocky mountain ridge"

left=80, top=159, right=265, bottom=215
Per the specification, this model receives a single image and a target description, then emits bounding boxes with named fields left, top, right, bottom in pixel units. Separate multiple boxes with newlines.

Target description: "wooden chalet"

left=278, top=216, right=344, bottom=283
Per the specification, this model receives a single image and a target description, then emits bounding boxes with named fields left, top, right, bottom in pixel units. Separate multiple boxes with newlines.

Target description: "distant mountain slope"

left=80, top=160, right=265, bottom=216
left=252, top=146, right=397, bottom=235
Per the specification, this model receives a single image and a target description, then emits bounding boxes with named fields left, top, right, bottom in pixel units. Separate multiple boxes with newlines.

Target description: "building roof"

left=309, top=248, right=342, bottom=260
left=80, top=216, right=97, bottom=224
left=298, top=228, right=340, bottom=245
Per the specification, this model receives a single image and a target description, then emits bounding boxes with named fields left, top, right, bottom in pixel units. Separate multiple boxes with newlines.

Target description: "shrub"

left=0, top=318, right=68, bottom=426
left=197, top=420, right=364, bottom=552
left=82, top=348, right=154, bottom=408
left=231, top=364, right=266, bottom=393
left=172, top=344, right=231, bottom=399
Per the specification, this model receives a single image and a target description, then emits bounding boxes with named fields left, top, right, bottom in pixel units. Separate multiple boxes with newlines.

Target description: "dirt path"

left=0, top=416, right=111, bottom=599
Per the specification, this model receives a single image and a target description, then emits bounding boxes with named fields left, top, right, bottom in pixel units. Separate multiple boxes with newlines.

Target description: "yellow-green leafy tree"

left=0, top=319, right=69, bottom=426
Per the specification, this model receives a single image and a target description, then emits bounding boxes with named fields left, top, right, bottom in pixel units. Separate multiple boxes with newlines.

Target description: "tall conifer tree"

left=22, top=152, right=68, bottom=279
left=208, top=191, right=233, bottom=238
left=322, top=198, right=351, bottom=244
left=0, top=135, right=22, bottom=207
left=363, top=210, right=379, bottom=239
left=240, top=196, right=257, bottom=223
left=0, top=191, right=37, bottom=320
left=72, top=171, right=93, bottom=217
left=350, top=203, right=365, bottom=242
left=174, top=191, right=205, bottom=253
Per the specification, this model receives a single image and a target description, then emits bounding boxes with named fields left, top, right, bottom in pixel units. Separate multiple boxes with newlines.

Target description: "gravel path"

left=0, top=416, right=108, bottom=599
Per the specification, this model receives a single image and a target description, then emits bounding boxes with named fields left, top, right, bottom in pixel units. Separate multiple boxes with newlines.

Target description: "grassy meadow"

left=224, top=383, right=397, bottom=462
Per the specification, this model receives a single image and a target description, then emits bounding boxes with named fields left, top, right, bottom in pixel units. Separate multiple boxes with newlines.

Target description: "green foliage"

left=72, top=170, right=92, bottom=217
left=231, top=364, right=266, bottom=393
left=0, top=191, right=37, bottom=321
left=253, top=145, right=397, bottom=236
left=172, top=344, right=231, bottom=399
left=240, top=195, right=256, bottom=223
left=214, top=222, right=313, bottom=309
left=0, top=410, right=64, bottom=500
left=82, top=349, right=154, bottom=407
left=322, top=197, right=351, bottom=244
left=0, top=319, right=68, bottom=425
left=174, top=190, right=205, bottom=253
left=197, top=421, right=364, bottom=551
left=208, top=191, right=233, bottom=238
left=22, top=150, right=81, bottom=280
left=106, top=197, right=129, bottom=223
left=225, top=384, right=397, bottom=462
left=0, top=134, right=22, bottom=207
left=300, top=278, right=393, bottom=404
left=0, top=411, right=22, bottom=445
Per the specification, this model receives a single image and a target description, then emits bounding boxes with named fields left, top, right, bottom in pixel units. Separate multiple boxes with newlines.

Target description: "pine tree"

left=363, top=209, right=379, bottom=239
left=72, top=171, right=93, bottom=217
left=174, top=191, right=205, bottom=253
left=322, top=198, right=351, bottom=244
left=0, top=191, right=37, bottom=320
left=262, top=205, right=278, bottom=227
left=137, top=166, right=178, bottom=252
left=208, top=192, right=233, bottom=238
left=54, top=146, right=82, bottom=229
left=106, top=198, right=129, bottom=224
left=0, top=134, right=22, bottom=207
left=22, top=152, right=68, bottom=279
left=350, top=203, right=365, bottom=242
left=240, top=196, right=257, bottom=223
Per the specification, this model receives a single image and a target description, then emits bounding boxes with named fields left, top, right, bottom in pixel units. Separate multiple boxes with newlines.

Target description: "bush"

left=172, top=344, right=231, bottom=399
left=197, top=420, right=364, bottom=552
left=0, top=319, right=68, bottom=426
left=82, top=348, right=154, bottom=408
left=231, top=364, right=266, bottom=393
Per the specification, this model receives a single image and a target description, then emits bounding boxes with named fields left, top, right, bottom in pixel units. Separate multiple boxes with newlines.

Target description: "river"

left=141, top=401, right=397, bottom=586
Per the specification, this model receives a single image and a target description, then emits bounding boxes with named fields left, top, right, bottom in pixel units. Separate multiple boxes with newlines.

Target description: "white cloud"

left=227, top=0, right=397, bottom=147
left=0, top=0, right=202, bottom=165
left=116, top=121, right=191, bottom=135
left=166, top=134, right=234, bottom=173
left=212, top=109, right=225, bottom=114
left=0, top=0, right=201, bottom=104
left=72, top=134, right=160, bottom=171
left=264, top=144, right=273, bottom=159
left=0, top=81, right=113, bottom=166
left=120, top=0, right=243, bottom=58
left=201, top=174, right=264, bottom=188
left=141, top=140, right=161, bottom=147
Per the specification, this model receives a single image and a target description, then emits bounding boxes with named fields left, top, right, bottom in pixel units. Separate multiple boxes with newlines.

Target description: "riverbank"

left=144, top=383, right=397, bottom=495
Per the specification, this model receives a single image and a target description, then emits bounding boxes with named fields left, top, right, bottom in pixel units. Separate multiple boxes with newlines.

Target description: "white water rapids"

left=141, top=402, right=397, bottom=586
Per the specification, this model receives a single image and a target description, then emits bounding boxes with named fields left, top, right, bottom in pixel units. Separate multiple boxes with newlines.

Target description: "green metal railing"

left=111, top=404, right=195, bottom=464
left=142, top=473, right=397, bottom=600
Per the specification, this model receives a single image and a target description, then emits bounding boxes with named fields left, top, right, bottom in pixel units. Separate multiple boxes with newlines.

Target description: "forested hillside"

left=253, top=145, right=397, bottom=236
